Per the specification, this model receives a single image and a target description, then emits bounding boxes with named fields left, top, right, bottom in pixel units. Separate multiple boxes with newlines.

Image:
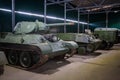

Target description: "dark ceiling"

left=70, top=0, right=120, bottom=13
left=0, top=0, right=120, bottom=13
left=71, top=0, right=120, bottom=7
left=48, top=0, right=120, bottom=14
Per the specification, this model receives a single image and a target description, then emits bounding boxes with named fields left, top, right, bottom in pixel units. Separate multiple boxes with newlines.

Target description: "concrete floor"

left=0, top=44, right=120, bottom=80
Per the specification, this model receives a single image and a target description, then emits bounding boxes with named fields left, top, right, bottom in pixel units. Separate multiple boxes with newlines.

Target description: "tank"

left=0, top=20, right=78, bottom=69
left=0, top=51, right=8, bottom=75
left=94, top=28, right=120, bottom=49
left=57, top=32, right=101, bottom=54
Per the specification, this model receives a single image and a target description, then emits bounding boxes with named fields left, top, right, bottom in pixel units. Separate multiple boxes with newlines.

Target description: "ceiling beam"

left=67, top=3, right=120, bottom=11
left=66, top=3, right=74, bottom=8
left=80, top=10, right=120, bottom=15
left=99, top=0, right=106, bottom=6
left=47, top=0, right=73, bottom=6
left=87, top=0, right=99, bottom=7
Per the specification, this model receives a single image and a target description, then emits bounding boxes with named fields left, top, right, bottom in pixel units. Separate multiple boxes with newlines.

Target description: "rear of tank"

left=94, top=29, right=117, bottom=43
left=0, top=51, right=8, bottom=75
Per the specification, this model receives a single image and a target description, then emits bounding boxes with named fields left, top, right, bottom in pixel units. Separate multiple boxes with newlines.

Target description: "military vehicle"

left=94, top=28, right=120, bottom=49
left=0, top=20, right=78, bottom=69
left=0, top=51, right=8, bottom=75
left=57, top=32, right=101, bottom=54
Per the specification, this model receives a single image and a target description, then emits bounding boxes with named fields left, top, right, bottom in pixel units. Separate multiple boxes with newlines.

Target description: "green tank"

left=0, top=20, right=78, bottom=69
left=57, top=32, right=101, bottom=54
left=94, top=28, right=120, bottom=49
left=0, top=51, right=8, bottom=75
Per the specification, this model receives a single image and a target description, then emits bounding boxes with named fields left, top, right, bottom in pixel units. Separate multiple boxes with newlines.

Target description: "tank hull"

left=0, top=33, right=78, bottom=69
left=57, top=33, right=101, bottom=54
left=94, top=28, right=120, bottom=49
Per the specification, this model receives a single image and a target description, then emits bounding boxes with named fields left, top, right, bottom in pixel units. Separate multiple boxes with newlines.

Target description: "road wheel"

left=19, top=52, right=33, bottom=68
left=77, top=47, right=86, bottom=55
left=86, top=44, right=95, bottom=53
left=99, top=41, right=107, bottom=49
left=106, top=42, right=114, bottom=49
left=54, top=54, right=66, bottom=60
left=8, top=51, right=18, bottom=65
left=109, top=42, right=114, bottom=48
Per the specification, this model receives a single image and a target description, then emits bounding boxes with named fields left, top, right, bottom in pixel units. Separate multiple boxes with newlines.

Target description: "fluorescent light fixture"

left=0, top=8, right=88, bottom=25
left=0, top=8, right=11, bottom=12
left=16, top=11, right=44, bottom=17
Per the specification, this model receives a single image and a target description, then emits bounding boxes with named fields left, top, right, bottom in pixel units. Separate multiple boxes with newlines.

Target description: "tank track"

left=0, top=43, right=48, bottom=70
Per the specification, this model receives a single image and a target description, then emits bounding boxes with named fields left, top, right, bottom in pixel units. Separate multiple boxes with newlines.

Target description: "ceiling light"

left=0, top=8, right=88, bottom=25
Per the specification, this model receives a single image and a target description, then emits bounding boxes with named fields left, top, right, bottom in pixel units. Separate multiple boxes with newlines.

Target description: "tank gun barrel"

left=13, top=20, right=74, bottom=34
left=46, top=23, right=74, bottom=27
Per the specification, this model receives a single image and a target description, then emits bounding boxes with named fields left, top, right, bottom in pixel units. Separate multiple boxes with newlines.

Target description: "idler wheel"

left=99, top=41, right=107, bottom=49
left=8, top=51, right=18, bottom=65
left=19, top=52, right=33, bottom=68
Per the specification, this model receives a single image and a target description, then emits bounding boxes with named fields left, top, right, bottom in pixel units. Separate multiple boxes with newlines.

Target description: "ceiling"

left=71, top=0, right=120, bottom=8
left=48, top=0, right=120, bottom=14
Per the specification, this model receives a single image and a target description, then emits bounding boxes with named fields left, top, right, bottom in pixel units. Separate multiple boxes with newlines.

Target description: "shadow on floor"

left=98, top=43, right=120, bottom=51
left=89, top=52, right=102, bottom=56
left=8, top=52, right=103, bottom=75
left=29, top=52, right=102, bottom=74
left=29, top=59, right=71, bottom=75
left=77, top=52, right=102, bottom=57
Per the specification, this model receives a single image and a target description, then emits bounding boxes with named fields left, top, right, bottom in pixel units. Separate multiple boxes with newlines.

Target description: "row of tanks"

left=0, top=20, right=78, bottom=69
left=0, top=20, right=119, bottom=71
left=57, top=28, right=120, bottom=53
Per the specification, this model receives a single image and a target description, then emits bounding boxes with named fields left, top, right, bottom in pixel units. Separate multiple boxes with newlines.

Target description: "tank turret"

left=14, top=20, right=74, bottom=34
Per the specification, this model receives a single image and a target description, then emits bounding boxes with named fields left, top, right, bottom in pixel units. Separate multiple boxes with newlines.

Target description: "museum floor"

left=0, top=44, right=120, bottom=80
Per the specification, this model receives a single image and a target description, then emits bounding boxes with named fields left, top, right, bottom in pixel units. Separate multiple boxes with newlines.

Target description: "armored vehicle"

left=0, top=51, right=8, bottom=75
left=0, top=20, right=78, bottom=69
left=94, top=28, right=120, bottom=49
left=57, top=33, right=101, bottom=54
